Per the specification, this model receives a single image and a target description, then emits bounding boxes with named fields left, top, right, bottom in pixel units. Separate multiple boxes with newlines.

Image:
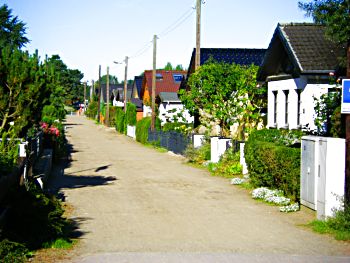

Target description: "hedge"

left=115, top=108, right=126, bottom=134
left=245, top=129, right=301, bottom=202
left=136, top=117, right=161, bottom=144
left=126, top=103, right=137, bottom=126
left=109, top=106, right=117, bottom=127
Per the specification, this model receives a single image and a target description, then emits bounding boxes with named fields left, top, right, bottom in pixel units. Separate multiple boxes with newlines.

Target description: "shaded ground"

left=47, top=115, right=350, bottom=262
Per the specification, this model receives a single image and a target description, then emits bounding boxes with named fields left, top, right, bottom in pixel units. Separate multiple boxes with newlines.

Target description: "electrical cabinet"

left=301, top=136, right=345, bottom=219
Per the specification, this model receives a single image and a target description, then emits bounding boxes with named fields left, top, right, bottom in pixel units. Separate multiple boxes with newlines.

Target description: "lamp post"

left=114, top=56, right=129, bottom=113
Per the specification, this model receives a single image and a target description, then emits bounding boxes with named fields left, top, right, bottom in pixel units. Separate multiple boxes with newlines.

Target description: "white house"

left=158, top=92, right=193, bottom=126
left=257, top=23, right=344, bottom=132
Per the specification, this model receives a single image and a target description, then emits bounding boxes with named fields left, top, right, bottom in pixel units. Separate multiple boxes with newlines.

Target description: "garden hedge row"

left=245, top=129, right=301, bottom=202
left=115, top=108, right=126, bottom=134
left=136, top=117, right=160, bottom=144
left=126, top=103, right=137, bottom=126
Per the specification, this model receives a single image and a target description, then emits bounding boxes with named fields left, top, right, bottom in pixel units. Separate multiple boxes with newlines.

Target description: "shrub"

left=0, top=128, right=19, bottom=176
left=42, top=105, right=65, bottom=122
left=162, top=122, right=193, bottom=135
left=184, top=142, right=211, bottom=164
left=245, top=129, right=301, bottom=202
left=210, top=148, right=242, bottom=178
left=125, top=103, right=137, bottom=126
left=136, top=117, right=160, bottom=144
left=109, top=106, right=117, bottom=127
left=86, top=100, right=98, bottom=119
left=0, top=239, right=29, bottom=263
left=115, top=108, right=126, bottom=134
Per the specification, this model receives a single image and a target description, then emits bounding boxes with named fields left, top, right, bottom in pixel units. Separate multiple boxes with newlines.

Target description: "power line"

left=127, top=2, right=200, bottom=61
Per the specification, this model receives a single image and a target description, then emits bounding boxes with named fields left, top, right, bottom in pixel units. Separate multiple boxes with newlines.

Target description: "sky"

left=1, top=0, right=312, bottom=83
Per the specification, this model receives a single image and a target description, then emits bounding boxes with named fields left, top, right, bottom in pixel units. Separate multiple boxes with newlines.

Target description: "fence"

left=148, top=129, right=191, bottom=155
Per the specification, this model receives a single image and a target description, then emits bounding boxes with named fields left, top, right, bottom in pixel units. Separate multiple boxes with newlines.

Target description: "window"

left=156, top=73, right=163, bottom=81
left=283, top=90, right=289, bottom=126
left=273, top=91, right=278, bottom=125
left=173, top=74, right=183, bottom=83
left=296, top=89, right=302, bottom=126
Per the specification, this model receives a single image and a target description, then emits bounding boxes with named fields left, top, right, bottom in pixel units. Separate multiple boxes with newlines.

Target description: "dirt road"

left=49, top=115, right=350, bottom=262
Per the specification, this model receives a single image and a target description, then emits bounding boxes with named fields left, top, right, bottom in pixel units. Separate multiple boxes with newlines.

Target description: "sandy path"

left=49, top=115, right=350, bottom=262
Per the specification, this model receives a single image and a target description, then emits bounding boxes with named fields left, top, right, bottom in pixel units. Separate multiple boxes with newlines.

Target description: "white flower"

left=279, top=203, right=299, bottom=213
left=231, top=177, right=245, bottom=185
left=9, top=121, right=14, bottom=126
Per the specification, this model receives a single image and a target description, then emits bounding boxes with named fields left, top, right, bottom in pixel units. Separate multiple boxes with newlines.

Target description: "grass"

left=307, top=220, right=350, bottom=240
left=42, top=238, right=76, bottom=249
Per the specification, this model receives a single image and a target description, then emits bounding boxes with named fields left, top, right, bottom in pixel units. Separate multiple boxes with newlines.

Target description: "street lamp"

left=114, top=56, right=129, bottom=113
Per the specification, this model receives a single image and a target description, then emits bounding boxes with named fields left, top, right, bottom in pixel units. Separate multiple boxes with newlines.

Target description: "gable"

left=257, top=23, right=345, bottom=82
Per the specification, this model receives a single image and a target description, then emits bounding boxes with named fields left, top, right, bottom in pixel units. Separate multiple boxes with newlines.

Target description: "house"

left=140, top=70, right=187, bottom=104
left=111, top=84, right=133, bottom=107
left=158, top=92, right=194, bottom=126
left=257, top=23, right=345, bottom=131
left=131, top=76, right=143, bottom=99
left=180, top=48, right=266, bottom=91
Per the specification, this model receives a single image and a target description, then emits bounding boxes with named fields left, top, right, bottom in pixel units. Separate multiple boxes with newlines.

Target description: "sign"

left=341, top=79, right=350, bottom=114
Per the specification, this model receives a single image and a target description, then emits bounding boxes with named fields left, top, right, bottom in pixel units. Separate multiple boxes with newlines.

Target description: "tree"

left=298, top=0, right=349, bottom=45
left=298, top=0, right=349, bottom=71
left=175, top=64, right=184, bottom=71
left=0, top=4, right=29, bottom=50
left=0, top=48, right=47, bottom=134
left=179, top=61, right=265, bottom=138
left=164, top=62, right=173, bottom=70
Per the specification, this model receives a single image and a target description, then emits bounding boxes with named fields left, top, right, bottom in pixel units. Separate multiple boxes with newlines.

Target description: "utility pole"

left=151, top=35, right=157, bottom=131
left=106, top=66, right=110, bottom=126
left=97, top=65, right=102, bottom=122
left=90, top=80, right=94, bottom=102
left=83, top=81, right=86, bottom=114
left=124, top=56, right=129, bottom=113
left=195, top=0, right=201, bottom=70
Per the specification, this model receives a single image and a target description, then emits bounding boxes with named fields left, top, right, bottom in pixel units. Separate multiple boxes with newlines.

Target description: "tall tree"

left=164, top=62, right=173, bottom=70
left=0, top=4, right=29, bottom=49
left=179, top=62, right=265, bottom=138
left=299, top=0, right=350, bottom=71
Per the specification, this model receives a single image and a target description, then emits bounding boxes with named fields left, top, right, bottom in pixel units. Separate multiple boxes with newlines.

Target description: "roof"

left=141, top=70, right=187, bottom=98
left=130, top=98, right=143, bottom=110
left=113, top=84, right=133, bottom=102
left=159, top=92, right=181, bottom=102
left=188, top=48, right=266, bottom=72
left=257, top=23, right=345, bottom=81
left=100, top=84, right=119, bottom=103
left=133, top=76, right=143, bottom=98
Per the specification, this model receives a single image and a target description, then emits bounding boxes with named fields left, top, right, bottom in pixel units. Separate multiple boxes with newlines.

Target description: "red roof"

left=142, top=70, right=187, bottom=97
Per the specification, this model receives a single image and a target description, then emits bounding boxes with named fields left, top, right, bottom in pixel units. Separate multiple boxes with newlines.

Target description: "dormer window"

left=173, top=74, right=183, bottom=83
left=156, top=73, right=163, bottom=81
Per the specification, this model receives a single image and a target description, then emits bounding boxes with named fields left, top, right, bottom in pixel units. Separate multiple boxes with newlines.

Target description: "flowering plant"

left=40, top=122, right=61, bottom=137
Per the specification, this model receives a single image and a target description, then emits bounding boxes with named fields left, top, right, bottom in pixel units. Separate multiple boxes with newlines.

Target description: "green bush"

left=0, top=129, right=19, bottom=176
left=245, top=129, right=301, bottom=201
left=184, top=142, right=211, bottom=164
left=210, top=148, right=242, bottom=178
left=86, top=100, right=98, bottom=119
left=109, top=106, right=117, bottom=127
left=42, top=105, right=65, bottom=122
left=0, top=239, right=29, bottom=263
left=126, top=103, right=137, bottom=126
left=162, top=122, right=193, bottom=135
left=115, top=108, right=126, bottom=134
left=136, top=117, right=160, bottom=144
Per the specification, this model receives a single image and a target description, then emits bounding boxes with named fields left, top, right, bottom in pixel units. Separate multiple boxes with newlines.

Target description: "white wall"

left=159, top=102, right=194, bottom=126
left=267, top=77, right=330, bottom=131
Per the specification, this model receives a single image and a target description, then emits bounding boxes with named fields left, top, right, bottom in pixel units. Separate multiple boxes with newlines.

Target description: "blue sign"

left=341, top=79, right=350, bottom=114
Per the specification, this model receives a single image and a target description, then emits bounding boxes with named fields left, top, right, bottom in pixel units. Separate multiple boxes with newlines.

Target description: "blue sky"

left=1, top=0, right=312, bottom=82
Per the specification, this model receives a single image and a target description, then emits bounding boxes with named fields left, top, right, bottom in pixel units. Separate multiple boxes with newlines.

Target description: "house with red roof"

left=140, top=70, right=187, bottom=104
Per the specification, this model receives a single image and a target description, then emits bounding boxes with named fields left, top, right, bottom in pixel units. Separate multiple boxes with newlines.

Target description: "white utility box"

left=301, top=136, right=345, bottom=220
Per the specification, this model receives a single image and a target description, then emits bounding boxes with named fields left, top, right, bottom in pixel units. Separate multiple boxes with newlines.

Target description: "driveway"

left=49, top=115, right=350, bottom=262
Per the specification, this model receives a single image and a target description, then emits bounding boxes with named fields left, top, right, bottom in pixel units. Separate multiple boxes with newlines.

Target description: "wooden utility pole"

left=106, top=66, right=110, bottom=126
left=195, top=0, right=201, bottom=70
left=124, top=56, right=129, bottom=113
left=151, top=35, right=157, bottom=131
left=83, top=81, right=86, bottom=114
left=97, top=65, right=102, bottom=122
left=90, top=80, right=94, bottom=102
